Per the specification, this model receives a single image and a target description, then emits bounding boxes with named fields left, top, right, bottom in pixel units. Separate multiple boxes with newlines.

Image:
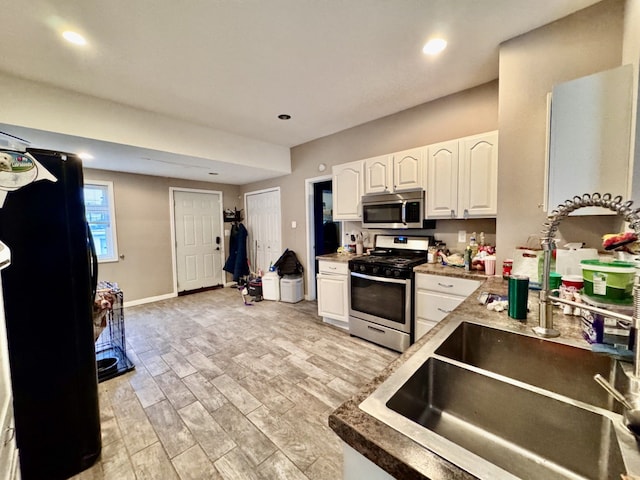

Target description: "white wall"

left=496, top=0, right=625, bottom=265
left=0, top=72, right=291, bottom=174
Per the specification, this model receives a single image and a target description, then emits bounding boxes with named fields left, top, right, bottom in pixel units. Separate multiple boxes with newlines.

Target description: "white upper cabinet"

left=364, top=155, right=393, bottom=194
left=546, top=65, right=633, bottom=215
left=426, top=131, right=498, bottom=219
left=333, top=160, right=364, bottom=220
left=460, top=131, right=498, bottom=218
left=393, top=147, right=424, bottom=192
left=364, top=147, right=424, bottom=194
left=426, top=140, right=459, bottom=218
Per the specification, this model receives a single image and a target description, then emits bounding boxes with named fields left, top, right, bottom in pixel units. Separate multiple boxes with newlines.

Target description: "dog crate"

left=94, top=282, right=134, bottom=382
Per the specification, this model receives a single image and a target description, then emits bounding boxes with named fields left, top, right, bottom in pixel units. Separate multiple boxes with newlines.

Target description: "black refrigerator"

left=0, top=148, right=101, bottom=479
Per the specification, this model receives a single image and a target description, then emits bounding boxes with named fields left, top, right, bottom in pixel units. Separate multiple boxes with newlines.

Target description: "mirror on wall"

left=546, top=64, right=633, bottom=215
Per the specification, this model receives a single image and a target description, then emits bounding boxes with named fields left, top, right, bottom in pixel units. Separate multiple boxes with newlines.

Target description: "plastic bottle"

left=469, top=233, right=479, bottom=258
left=464, top=247, right=472, bottom=271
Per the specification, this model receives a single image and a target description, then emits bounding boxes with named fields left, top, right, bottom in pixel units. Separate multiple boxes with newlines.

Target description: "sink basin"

left=435, top=322, right=619, bottom=411
left=387, top=357, right=625, bottom=480
left=359, top=318, right=640, bottom=479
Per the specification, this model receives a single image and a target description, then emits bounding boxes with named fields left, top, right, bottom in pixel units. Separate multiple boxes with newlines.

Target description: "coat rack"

left=224, top=207, right=243, bottom=223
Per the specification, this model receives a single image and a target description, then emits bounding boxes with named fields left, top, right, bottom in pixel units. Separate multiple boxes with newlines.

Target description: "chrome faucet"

left=536, top=193, right=640, bottom=377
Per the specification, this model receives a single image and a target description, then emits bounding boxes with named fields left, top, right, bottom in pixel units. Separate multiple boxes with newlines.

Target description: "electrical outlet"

left=458, top=230, right=467, bottom=243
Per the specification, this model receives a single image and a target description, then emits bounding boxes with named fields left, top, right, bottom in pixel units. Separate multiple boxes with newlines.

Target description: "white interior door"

left=245, top=189, right=282, bottom=273
left=173, top=190, right=223, bottom=292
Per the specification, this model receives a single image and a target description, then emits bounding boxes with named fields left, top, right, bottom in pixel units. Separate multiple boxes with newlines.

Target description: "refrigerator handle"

left=87, top=223, right=98, bottom=300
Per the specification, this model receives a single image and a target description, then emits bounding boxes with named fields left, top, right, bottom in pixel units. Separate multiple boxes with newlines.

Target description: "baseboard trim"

left=178, top=285, right=223, bottom=296
left=124, top=292, right=176, bottom=308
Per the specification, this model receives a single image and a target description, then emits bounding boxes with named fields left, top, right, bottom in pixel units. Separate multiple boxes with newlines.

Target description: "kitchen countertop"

left=328, top=270, right=587, bottom=480
left=316, top=252, right=360, bottom=263
left=413, top=262, right=490, bottom=280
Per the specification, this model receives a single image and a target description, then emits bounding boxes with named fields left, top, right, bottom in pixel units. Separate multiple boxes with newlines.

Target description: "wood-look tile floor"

left=70, top=286, right=399, bottom=480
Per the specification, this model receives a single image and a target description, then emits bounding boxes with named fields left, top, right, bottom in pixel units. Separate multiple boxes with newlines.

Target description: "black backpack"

left=273, top=249, right=304, bottom=277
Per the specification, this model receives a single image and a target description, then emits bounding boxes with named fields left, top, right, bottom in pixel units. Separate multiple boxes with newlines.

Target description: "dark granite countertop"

left=329, top=272, right=587, bottom=480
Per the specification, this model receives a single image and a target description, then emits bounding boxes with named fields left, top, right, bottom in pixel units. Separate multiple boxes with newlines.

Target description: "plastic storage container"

left=280, top=275, right=304, bottom=303
left=261, top=271, right=280, bottom=301
left=580, top=259, right=635, bottom=303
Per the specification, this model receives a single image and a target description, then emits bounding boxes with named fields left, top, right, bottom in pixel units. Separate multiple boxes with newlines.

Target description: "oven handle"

left=351, top=271, right=408, bottom=285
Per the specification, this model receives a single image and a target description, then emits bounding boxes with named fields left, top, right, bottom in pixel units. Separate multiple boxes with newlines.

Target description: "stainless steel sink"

left=359, top=317, right=640, bottom=479
left=435, top=322, right=619, bottom=411
left=386, top=357, right=624, bottom=480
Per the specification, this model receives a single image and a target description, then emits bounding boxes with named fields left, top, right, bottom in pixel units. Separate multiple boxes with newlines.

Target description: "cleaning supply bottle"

left=464, top=246, right=472, bottom=271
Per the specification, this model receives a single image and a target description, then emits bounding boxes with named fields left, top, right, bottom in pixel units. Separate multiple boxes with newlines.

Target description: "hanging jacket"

left=223, top=222, right=249, bottom=281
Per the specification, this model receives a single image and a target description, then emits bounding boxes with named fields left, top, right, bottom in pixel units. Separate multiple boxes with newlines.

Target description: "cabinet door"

left=426, top=140, right=459, bottom=218
left=547, top=65, right=632, bottom=215
left=317, top=274, right=349, bottom=322
left=364, top=155, right=392, bottom=194
left=333, top=160, right=364, bottom=220
left=393, top=148, right=424, bottom=191
left=459, top=131, right=498, bottom=218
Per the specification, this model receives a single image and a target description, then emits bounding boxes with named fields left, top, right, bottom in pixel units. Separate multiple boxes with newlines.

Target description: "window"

left=84, top=181, right=118, bottom=262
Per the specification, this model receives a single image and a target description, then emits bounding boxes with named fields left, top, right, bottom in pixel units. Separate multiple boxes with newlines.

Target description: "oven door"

left=349, top=272, right=411, bottom=333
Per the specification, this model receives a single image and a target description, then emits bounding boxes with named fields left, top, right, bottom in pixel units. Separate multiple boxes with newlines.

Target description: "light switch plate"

left=458, top=230, right=466, bottom=243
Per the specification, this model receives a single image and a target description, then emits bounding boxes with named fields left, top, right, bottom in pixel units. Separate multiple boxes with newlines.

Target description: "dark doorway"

left=313, top=180, right=340, bottom=272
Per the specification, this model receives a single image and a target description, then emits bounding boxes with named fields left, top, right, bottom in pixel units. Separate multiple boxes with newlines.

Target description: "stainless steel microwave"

left=361, top=190, right=424, bottom=229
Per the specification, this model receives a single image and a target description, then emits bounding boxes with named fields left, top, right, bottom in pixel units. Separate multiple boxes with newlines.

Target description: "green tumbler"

left=549, top=272, right=562, bottom=292
left=508, top=275, right=529, bottom=320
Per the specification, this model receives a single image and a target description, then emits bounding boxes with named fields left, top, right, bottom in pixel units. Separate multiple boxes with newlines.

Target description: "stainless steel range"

left=348, top=235, right=432, bottom=352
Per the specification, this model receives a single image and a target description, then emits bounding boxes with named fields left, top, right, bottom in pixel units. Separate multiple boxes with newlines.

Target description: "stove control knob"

left=393, top=270, right=401, bottom=278
left=372, top=266, right=380, bottom=274
left=384, top=269, right=392, bottom=277
left=360, top=265, right=367, bottom=273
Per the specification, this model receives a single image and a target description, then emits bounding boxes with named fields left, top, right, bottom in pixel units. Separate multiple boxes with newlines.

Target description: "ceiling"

left=0, top=0, right=603, bottom=184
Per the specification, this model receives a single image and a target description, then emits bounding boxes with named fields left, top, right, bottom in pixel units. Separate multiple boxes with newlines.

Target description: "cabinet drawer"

left=415, top=273, right=480, bottom=297
left=318, top=260, right=348, bottom=275
left=416, top=290, right=465, bottom=323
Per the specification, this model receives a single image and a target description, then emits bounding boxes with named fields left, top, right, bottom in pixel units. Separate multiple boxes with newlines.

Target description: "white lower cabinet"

left=316, top=260, right=349, bottom=330
left=414, top=273, right=481, bottom=341
left=343, top=442, right=395, bottom=480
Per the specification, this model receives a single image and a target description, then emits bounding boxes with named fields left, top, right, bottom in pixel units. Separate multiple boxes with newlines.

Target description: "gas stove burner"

left=350, top=234, right=431, bottom=279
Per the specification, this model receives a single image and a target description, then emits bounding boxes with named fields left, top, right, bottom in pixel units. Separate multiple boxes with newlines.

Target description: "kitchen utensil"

left=594, top=374, right=640, bottom=437
left=594, top=374, right=633, bottom=409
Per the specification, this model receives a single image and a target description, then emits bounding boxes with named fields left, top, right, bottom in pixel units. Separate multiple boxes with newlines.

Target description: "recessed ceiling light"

left=78, top=152, right=94, bottom=160
left=62, top=31, right=87, bottom=46
left=278, top=114, right=291, bottom=120
left=422, top=38, right=447, bottom=55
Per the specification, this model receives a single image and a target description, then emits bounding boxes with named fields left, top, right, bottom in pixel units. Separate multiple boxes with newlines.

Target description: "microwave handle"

left=401, top=201, right=407, bottom=225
